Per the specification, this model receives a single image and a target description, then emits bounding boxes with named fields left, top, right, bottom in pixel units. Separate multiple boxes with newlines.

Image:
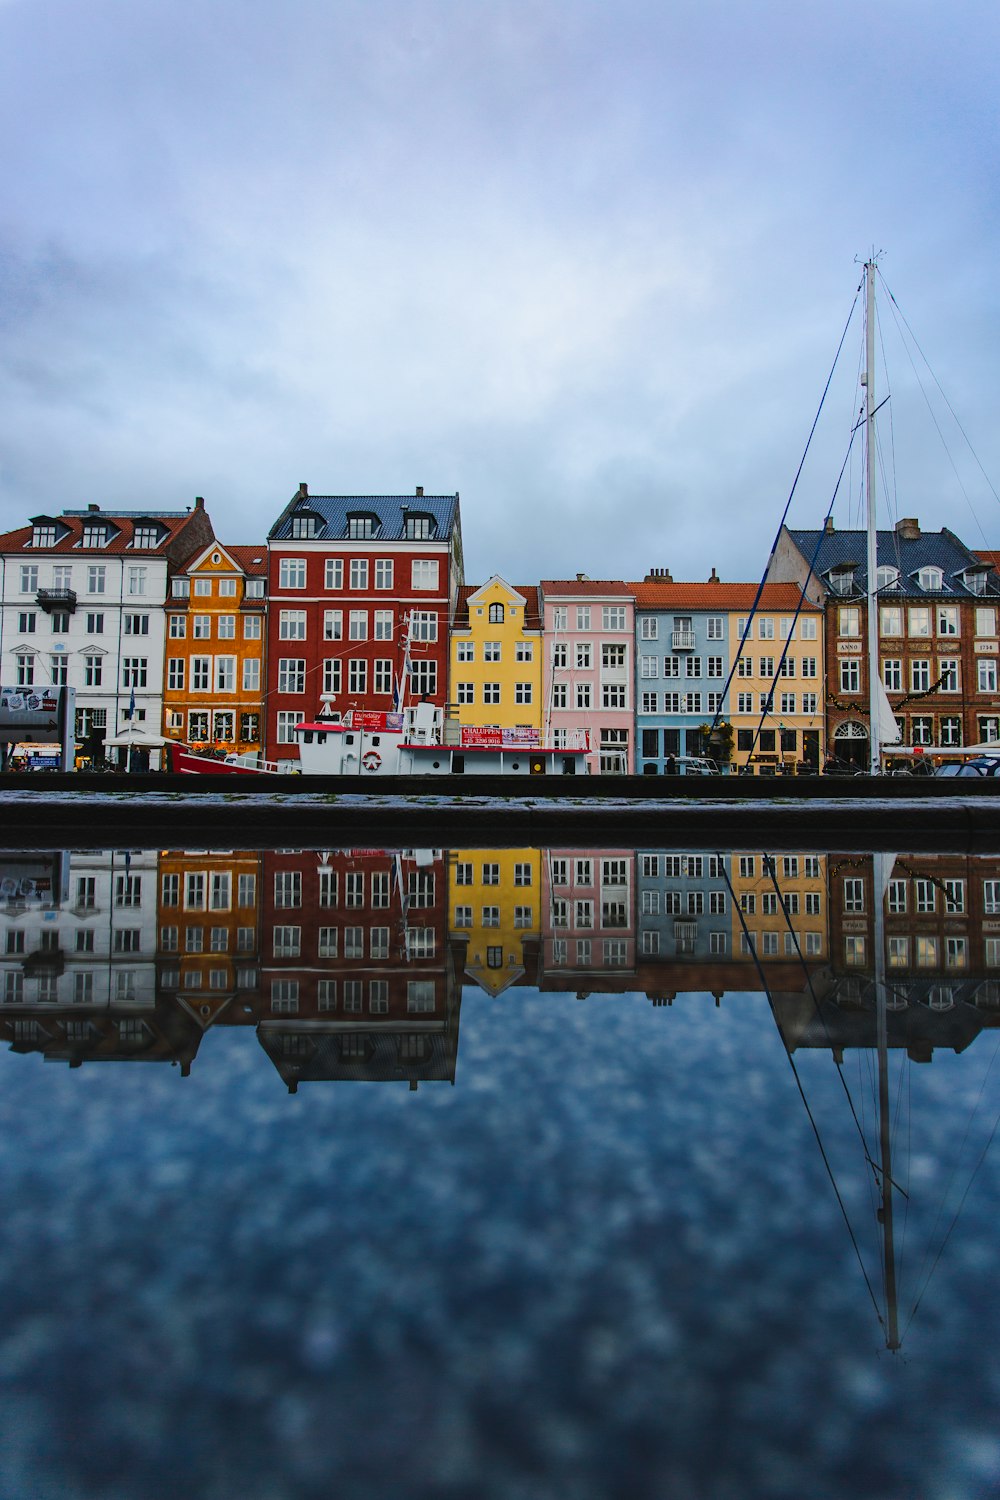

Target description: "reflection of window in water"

left=407, top=981, right=435, bottom=1012
left=927, top=985, right=955, bottom=1011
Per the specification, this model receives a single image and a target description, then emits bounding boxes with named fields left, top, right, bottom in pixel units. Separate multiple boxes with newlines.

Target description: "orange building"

left=162, top=542, right=267, bottom=754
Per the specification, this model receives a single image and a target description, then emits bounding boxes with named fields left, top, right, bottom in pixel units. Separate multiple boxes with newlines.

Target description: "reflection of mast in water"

left=872, top=851, right=900, bottom=1350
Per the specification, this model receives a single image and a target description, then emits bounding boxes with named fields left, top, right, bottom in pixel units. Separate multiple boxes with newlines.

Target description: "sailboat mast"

left=864, top=260, right=881, bottom=775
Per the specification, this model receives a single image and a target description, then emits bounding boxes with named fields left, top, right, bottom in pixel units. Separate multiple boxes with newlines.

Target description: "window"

left=488, top=602, right=504, bottom=624
left=575, top=643, right=592, bottom=670
left=279, top=558, right=306, bottom=588
left=455, top=861, right=473, bottom=885
left=941, top=716, right=963, bottom=746
left=482, top=681, right=500, bottom=705
left=640, top=617, right=659, bottom=640
left=215, top=614, right=236, bottom=640
left=640, top=655, right=658, bottom=679
left=641, top=692, right=658, bottom=713
left=758, top=617, right=775, bottom=640
left=242, top=659, right=261, bottom=692
left=883, top=659, right=902, bottom=692
left=938, top=605, right=959, bottom=637
left=411, top=560, right=439, bottom=591
left=122, top=657, right=147, bottom=688
left=348, top=659, right=368, bottom=694
left=978, top=660, right=998, bottom=693
left=552, top=607, right=568, bottom=630
left=410, top=612, right=438, bottom=642
left=910, top=716, right=933, bottom=745
left=374, top=610, right=393, bottom=640
left=277, top=609, right=305, bottom=640
left=919, top=566, right=944, bottom=591
left=374, top=659, right=393, bottom=694
left=838, top=607, right=860, bottom=637
left=909, top=607, right=931, bottom=638
left=576, top=683, right=591, bottom=709
left=278, top=659, right=305, bottom=693
left=576, top=607, right=591, bottom=630
left=880, top=605, right=903, bottom=637
left=457, top=640, right=475, bottom=662
left=975, top=607, right=997, bottom=637
left=409, top=660, right=436, bottom=697
left=87, top=565, right=106, bottom=593
left=456, top=682, right=474, bottom=704
left=274, top=871, right=302, bottom=908
left=127, top=567, right=147, bottom=596
left=273, top=925, right=301, bottom=958
left=349, top=610, right=368, bottom=640
left=324, top=559, right=343, bottom=590
left=843, top=878, right=865, bottom=913
left=911, top=659, right=931, bottom=693
left=276, top=712, right=301, bottom=743
left=602, top=606, right=626, bottom=630
left=482, top=906, right=500, bottom=927
left=215, top=658, right=235, bottom=692
left=50, top=610, right=69, bottom=632
left=168, top=614, right=186, bottom=639
left=167, top=658, right=185, bottom=691
left=840, top=660, right=860, bottom=693
left=193, top=579, right=212, bottom=598
left=939, top=658, right=959, bottom=692
left=603, top=683, right=627, bottom=708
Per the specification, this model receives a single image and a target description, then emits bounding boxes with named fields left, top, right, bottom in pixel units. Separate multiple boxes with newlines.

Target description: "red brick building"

left=264, top=486, right=463, bottom=761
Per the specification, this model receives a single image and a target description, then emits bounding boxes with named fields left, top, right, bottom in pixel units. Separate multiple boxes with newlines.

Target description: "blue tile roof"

left=788, top=526, right=998, bottom=597
left=268, top=493, right=460, bottom=543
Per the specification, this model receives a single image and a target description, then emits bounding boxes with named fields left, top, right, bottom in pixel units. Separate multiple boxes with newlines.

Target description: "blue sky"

left=2, top=0, right=998, bottom=582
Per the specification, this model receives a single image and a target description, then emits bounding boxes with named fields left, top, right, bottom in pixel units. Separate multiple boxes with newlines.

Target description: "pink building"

left=540, top=580, right=636, bottom=774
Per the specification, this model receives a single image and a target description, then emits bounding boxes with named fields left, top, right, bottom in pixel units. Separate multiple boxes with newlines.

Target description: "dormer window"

left=132, top=526, right=159, bottom=548
left=81, top=526, right=108, bottom=548
left=829, top=567, right=856, bottom=596
left=918, top=566, right=944, bottom=591
left=32, top=525, right=57, bottom=549
left=964, top=568, right=988, bottom=596
left=876, top=565, right=900, bottom=591
left=347, top=513, right=380, bottom=539
left=489, top=602, right=505, bottom=623
left=245, top=578, right=265, bottom=598
left=404, top=513, right=436, bottom=540
left=290, top=513, right=320, bottom=539
left=171, top=578, right=190, bottom=598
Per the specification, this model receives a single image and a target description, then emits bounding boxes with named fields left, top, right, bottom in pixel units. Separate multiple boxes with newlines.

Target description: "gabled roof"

left=631, top=581, right=819, bottom=612
left=788, top=526, right=997, bottom=598
left=453, top=582, right=541, bottom=630
left=268, top=489, right=460, bottom=543
left=177, top=541, right=267, bottom=576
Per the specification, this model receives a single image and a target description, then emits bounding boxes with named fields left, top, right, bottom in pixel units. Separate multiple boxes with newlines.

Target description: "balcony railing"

left=671, top=630, right=696, bottom=650
left=36, top=587, right=77, bottom=614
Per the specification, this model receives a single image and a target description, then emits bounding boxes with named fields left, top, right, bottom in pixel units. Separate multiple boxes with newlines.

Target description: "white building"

left=0, top=500, right=214, bottom=765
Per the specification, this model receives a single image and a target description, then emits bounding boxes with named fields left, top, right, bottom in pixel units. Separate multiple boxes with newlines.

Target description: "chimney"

left=708, top=567, right=720, bottom=583
left=576, top=572, right=590, bottom=582
left=644, top=568, right=673, bottom=582
left=88, top=503, right=100, bottom=513
left=297, top=483, right=308, bottom=499
left=194, top=496, right=204, bottom=510
left=415, top=486, right=424, bottom=497
left=896, top=517, right=921, bottom=541
left=824, top=516, right=835, bottom=534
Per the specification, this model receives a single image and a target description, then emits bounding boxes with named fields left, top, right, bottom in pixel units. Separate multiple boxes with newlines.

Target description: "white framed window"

left=278, top=658, right=305, bottom=693
left=325, top=559, right=343, bottom=590
left=242, top=658, right=260, bottom=692
left=457, top=640, right=474, bottom=661
left=280, top=609, right=306, bottom=640
left=374, top=610, right=393, bottom=639
left=349, top=559, right=368, bottom=589
left=411, top=560, right=439, bottom=591
left=349, top=610, right=368, bottom=640
left=375, top=559, right=393, bottom=590
left=279, top=558, right=306, bottom=588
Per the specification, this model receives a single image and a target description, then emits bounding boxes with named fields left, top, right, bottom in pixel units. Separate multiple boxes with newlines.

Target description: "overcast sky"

left=2, top=0, right=999, bottom=584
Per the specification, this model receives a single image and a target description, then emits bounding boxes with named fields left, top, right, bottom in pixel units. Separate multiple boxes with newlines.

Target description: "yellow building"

left=162, top=542, right=267, bottom=753
left=728, top=586, right=826, bottom=773
left=449, top=848, right=542, bottom=996
left=449, top=578, right=543, bottom=731
left=728, top=852, right=828, bottom=963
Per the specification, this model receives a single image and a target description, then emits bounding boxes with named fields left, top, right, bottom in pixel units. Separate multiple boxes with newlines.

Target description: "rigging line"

left=877, top=266, right=999, bottom=545
left=874, top=299, right=902, bottom=540
left=722, top=859, right=886, bottom=1330
left=707, top=283, right=862, bottom=738
left=765, top=860, right=882, bottom=1177
left=903, top=1027, right=1000, bottom=1336
left=740, top=428, right=859, bottom=762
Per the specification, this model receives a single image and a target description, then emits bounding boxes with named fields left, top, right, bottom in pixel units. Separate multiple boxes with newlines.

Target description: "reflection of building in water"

left=449, top=848, right=540, bottom=995
left=540, top=850, right=635, bottom=979
left=257, top=849, right=461, bottom=1091
left=636, top=851, right=732, bottom=962
left=0, top=849, right=193, bottom=1065
left=156, top=849, right=262, bottom=1029
left=829, top=854, right=1000, bottom=982
left=729, top=852, right=828, bottom=962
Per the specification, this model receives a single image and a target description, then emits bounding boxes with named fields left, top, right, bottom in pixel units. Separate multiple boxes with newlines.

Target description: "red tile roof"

left=629, top=581, right=820, bottom=611
left=0, top=507, right=211, bottom=557
left=540, top=580, right=635, bottom=597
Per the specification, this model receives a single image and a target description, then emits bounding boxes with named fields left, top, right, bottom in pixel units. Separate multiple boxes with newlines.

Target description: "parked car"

left=935, top=757, right=1000, bottom=778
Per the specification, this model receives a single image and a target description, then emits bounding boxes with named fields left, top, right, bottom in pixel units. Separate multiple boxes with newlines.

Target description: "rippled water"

left=1, top=841, right=999, bottom=1499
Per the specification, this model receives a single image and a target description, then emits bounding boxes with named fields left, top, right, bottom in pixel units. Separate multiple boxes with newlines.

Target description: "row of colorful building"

left=2, top=846, right=998, bottom=1086
left=2, top=486, right=999, bottom=771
